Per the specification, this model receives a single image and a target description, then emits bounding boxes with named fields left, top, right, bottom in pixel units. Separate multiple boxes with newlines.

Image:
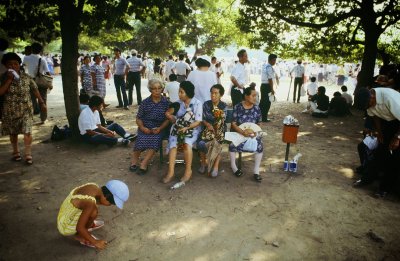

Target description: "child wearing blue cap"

left=57, top=180, right=129, bottom=250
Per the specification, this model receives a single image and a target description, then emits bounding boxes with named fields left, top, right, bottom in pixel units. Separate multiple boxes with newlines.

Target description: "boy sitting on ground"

left=78, top=95, right=133, bottom=146
left=302, top=76, right=318, bottom=113
left=164, top=74, right=180, bottom=102
left=341, top=85, right=353, bottom=107
left=329, top=91, right=350, bottom=116
left=310, top=86, right=329, bottom=117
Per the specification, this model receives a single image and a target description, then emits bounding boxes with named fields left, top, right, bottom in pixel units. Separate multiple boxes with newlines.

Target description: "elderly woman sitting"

left=163, top=81, right=202, bottom=187
left=130, top=79, right=170, bottom=175
left=0, top=52, right=46, bottom=164
left=197, top=84, right=227, bottom=177
left=229, top=86, right=264, bottom=182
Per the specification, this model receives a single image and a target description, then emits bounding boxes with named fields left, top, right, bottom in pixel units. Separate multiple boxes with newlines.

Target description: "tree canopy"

left=238, top=0, right=400, bottom=87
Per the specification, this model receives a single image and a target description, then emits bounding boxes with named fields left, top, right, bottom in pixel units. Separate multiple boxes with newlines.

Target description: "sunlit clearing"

left=0, top=195, right=9, bottom=203
left=147, top=218, right=218, bottom=241
left=249, top=250, right=277, bottom=260
left=314, top=122, right=324, bottom=126
left=298, top=131, right=312, bottom=137
left=338, top=168, right=355, bottom=179
left=332, top=136, right=349, bottom=141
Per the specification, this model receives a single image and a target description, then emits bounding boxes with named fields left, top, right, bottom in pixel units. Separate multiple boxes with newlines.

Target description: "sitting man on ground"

left=310, top=86, right=329, bottom=117
left=341, top=85, right=353, bottom=107
left=329, top=91, right=350, bottom=116
left=164, top=74, right=180, bottom=102
left=78, top=95, right=133, bottom=146
left=302, top=76, right=318, bottom=113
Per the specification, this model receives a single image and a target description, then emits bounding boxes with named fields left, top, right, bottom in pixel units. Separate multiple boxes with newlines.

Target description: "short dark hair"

left=243, top=86, right=255, bottom=99
left=210, top=84, right=225, bottom=96
left=211, top=56, right=217, bottom=61
left=79, top=93, right=90, bottom=104
left=169, top=55, right=173, bottom=59
left=169, top=74, right=177, bottom=81
left=341, top=85, right=348, bottom=92
left=180, top=81, right=195, bottom=98
left=268, top=54, right=277, bottom=61
left=237, top=49, right=247, bottom=58
left=237, top=49, right=246, bottom=58
left=113, top=47, right=121, bottom=53
left=1, top=52, right=22, bottom=65
left=31, top=43, right=43, bottom=54
left=195, top=58, right=210, bottom=68
left=93, top=54, right=101, bottom=61
left=179, top=54, right=185, bottom=60
left=0, top=38, right=9, bottom=51
left=318, top=86, right=326, bottom=95
left=333, top=91, right=341, bottom=97
left=310, top=76, right=316, bottom=82
left=101, top=186, right=115, bottom=205
left=89, top=95, right=104, bottom=108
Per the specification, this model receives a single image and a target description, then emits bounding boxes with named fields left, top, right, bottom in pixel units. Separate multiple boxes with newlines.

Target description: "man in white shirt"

left=22, top=43, right=51, bottom=123
left=172, top=54, right=191, bottom=83
left=165, top=55, right=175, bottom=81
left=365, top=87, right=400, bottom=196
left=260, top=54, right=277, bottom=122
left=126, top=49, right=146, bottom=105
left=79, top=95, right=133, bottom=146
left=230, top=49, right=249, bottom=106
left=164, top=74, right=180, bottom=102
left=290, top=60, right=305, bottom=103
left=341, top=85, right=353, bottom=106
left=113, top=48, right=130, bottom=109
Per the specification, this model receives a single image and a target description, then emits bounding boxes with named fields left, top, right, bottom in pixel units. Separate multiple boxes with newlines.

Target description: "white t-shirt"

left=165, top=60, right=175, bottom=77
left=306, top=82, right=318, bottom=96
left=367, top=88, right=400, bottom=121
left=173, top=61, right=191, bottom=75
left=164, top=81, right=180, bottom=102
left=290, top=64, right=305, bottom=78
left=187, top=70, right=217, bottom=104
left=230, top=62, right=248, bottom=88
left=23, top=54, right=49, bottom=78
left=78, top=107, right=101, bottom=135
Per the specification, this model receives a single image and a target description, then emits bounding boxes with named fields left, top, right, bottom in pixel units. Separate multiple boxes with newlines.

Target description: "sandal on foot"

left=12, top=152, right=22, bottom=162
left=254, top=174, right=262, bottom=182
left=25, top=155, right=33, bottom=165
left=79, top=234, right=98, bottom=248
left=210, top=169, right=219, bottom=178
left=233, top=169, right=242, bottom=177
left=129, top=164, right=138, bottom=172
left=88, top=220, right=105, bottom=232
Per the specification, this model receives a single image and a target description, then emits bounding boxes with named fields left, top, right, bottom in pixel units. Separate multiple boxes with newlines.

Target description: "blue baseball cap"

left=105, top=180, right=129, bottom=209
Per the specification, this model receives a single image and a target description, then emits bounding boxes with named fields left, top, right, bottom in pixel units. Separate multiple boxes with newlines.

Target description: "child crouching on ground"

left=57, top=180, right=129, bottom=250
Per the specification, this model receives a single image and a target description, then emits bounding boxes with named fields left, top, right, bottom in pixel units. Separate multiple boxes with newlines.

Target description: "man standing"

left=23, top=42, right=50, bottom=123
left=172, top=54, right=191, bottom=83
left=290, top=59, right=305, bottom=103
left=127, top=49, right=146, bottom=106
left=113, top=48, right=130, bottom=110
left=260, top=54, right=277, bottom=122
left=165, top=55, right=175, bottom=81
left=230, top=49, right=249, bottom=106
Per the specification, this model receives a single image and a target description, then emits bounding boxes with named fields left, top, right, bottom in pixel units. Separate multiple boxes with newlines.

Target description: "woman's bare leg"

left=140, top=149, right=156, bottom=170
left=131, top=150, right=141, bottom=166
left=10, top=134, right=19, bottom=154
left=181, top=144, right=193, bottom=182
left=163, top=147, right=177, bottom=183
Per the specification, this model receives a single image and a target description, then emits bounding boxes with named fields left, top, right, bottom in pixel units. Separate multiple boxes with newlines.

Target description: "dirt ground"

left=0, top=75, right=399, bottom=261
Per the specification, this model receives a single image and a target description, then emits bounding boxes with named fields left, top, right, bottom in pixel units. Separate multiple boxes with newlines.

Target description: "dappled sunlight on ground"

left=338, top=167, right=355, bottom=179
left=147, top=217, right=219, bottom=242
left=332, top=136, right=349, bottom=141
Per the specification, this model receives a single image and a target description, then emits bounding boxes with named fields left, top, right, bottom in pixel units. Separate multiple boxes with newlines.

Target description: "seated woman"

left=229, top=86, right=263, bottom=182
left=197, top=84, right=227, bottom=177
left=163, top=81, right=202, bottom=186
left=130, top=79, right=170, bottom=175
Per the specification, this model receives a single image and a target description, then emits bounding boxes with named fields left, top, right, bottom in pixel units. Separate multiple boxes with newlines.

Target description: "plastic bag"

left=242, top=137, right=257, bottom=152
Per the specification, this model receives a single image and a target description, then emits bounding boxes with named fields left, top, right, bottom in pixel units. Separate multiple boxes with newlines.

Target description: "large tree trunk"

left=58, top=0, right=82, bottom=136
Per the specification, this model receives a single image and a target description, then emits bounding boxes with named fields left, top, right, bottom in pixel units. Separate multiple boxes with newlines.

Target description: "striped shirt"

left=114, top=57, right=129, bottom=75
left=127, top=56, right=145, bottom=72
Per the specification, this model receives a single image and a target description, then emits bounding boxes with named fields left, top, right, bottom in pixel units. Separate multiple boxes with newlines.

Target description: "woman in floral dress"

left=229, top=86, right=263, bottom=182
left=163, top=81, right=202, bottom=186
left=80, top=56, right=93, bottom=95
left=0, top=52, right=46, bottom=164
left=91, top=54, right=106, bottom=99
left=197, top=84, right=227, bottom=177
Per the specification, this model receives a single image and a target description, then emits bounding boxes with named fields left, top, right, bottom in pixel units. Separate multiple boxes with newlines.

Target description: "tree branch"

left=272, top=9, right=361, bottom=29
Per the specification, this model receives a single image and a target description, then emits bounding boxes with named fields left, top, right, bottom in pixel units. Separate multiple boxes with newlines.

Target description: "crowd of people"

left=1, top=37, right=399, bottom=250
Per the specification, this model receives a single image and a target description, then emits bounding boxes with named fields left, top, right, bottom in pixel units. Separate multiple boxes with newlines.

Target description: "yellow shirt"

left=57, top=183, right=97, bottom=236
